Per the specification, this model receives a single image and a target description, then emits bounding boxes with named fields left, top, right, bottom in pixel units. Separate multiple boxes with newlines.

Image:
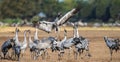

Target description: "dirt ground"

left=0, top=27, right=120, bottom=62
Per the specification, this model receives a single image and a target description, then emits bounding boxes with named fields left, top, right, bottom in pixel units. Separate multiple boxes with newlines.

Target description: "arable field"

left=0, top=27, right=120, bottom=62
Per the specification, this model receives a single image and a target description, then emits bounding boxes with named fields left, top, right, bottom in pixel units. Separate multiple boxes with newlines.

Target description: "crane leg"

left=110, top=49, right=113, bottom=61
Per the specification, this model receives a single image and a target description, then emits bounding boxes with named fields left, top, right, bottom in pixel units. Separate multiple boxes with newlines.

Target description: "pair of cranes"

left=0, top=28, right=28, bottom=61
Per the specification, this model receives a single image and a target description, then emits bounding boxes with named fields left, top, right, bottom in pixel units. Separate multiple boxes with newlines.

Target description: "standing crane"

left=104, top=36, right=120, bottom=60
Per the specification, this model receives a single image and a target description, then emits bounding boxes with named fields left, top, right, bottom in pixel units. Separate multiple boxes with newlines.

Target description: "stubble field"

left=0, top=26, right=120, bottom=62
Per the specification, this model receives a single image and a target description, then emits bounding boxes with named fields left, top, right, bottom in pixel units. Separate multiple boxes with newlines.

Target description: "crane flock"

left=0, top=25, right=120, bottom=62
left=0, top=6, right=120, bottom=62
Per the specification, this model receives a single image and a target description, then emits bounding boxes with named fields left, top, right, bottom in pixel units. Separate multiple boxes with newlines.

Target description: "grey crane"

left=33, top=36, right=57, bottom=60
left=12, top=28, right=28, bottom=61
left=1, top=38, right=14, bottom=59
left=27, top=30, right=38, bottom=59
left=104, top=36, right=120, bottom=60
left=74, top=36, right=91, bottom=59
left=35, top=6, right=81, bottom=33
left=51, top=29, right=67, bottom=52
left=13, top=28, right=21, bottom=46
left=73, top=23, right=91, bottom=59
left=33, top=27, right=40, bottom=44
left=11, top=28, right=21, bottom=61
left=12, top=44, right=21, bottom=61
left=20, top=30, right=28, bottom=57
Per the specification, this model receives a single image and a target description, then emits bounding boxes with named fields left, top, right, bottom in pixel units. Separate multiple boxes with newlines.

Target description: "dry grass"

left=0, top=26, right=120, bottom=62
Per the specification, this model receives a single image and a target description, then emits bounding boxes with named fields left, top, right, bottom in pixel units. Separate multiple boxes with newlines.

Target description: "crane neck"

left=24, top=31, right=27, bottom=42
left=34, top=28, right=38, bottom=40
left=73, top=26, right=79, bottom=38
left=15, top=29, right=19, bottom=41
left=64, top=31, right=67, bottom=39
left=28, top=32, right=32, bottom=43
left=76, top=27, right=79, bottom=38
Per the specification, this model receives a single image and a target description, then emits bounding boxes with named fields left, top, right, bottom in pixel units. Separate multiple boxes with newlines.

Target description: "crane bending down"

left=33, top=37, right=57, bottom=60
left=35, top=6, right=81, bottom=33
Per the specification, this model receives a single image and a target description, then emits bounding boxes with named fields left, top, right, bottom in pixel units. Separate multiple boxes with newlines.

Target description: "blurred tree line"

left=0, top=0, right=120, bottom=23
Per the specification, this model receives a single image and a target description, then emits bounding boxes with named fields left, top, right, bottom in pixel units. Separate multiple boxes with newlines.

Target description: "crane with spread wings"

left=35, top=6, right=81, bottom=33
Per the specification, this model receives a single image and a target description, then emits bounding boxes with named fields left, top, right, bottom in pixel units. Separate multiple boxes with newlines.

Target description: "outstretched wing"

left=56, top=7, right=80, bottom=26
left=36, top=6, right=81, bottom=33
left=36, top=13, right=62, bottom=33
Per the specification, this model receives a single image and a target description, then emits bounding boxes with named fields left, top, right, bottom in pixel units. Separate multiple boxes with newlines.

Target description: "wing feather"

left=56, top=7, right=80, bottom=26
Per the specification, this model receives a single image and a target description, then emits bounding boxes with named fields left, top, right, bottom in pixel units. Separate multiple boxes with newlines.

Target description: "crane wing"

left=37, top=21, right=54, bottom=33
left=56, top=7, right=80, bottom=26
left=36, top=6, right=81, bottom=33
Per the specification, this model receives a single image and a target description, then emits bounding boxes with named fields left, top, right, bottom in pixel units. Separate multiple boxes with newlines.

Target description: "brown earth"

left=0, top=27, right=120, bottom=62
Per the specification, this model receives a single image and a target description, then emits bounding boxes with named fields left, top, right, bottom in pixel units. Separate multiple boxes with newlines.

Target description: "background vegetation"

left=0, top=0, right=120, bottom=24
